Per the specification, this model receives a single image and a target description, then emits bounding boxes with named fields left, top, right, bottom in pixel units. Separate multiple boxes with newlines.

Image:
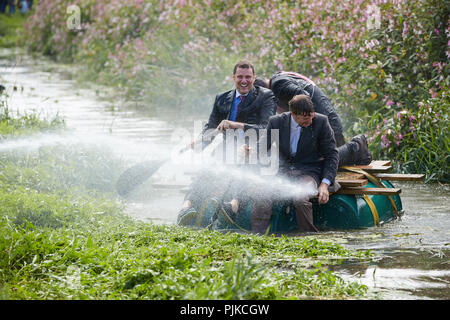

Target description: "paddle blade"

left=116, top=160, right=165, bottom=196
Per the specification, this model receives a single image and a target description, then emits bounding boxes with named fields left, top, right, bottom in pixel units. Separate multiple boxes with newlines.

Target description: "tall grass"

left=0, top=12, right=27, bottom=48
left=0, top=98, right=65, bottom=137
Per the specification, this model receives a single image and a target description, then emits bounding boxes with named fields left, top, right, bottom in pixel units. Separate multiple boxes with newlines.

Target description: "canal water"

left=1, top=48, right=448, bottom=299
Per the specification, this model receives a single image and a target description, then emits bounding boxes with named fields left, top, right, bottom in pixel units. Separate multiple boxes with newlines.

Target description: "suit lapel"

left=225, top=90, right=236, bottom=119
left=280, top=113, right=290, bottom=156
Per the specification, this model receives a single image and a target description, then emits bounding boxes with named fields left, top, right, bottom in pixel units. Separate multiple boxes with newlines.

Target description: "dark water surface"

left=1, top=49, right=448, bottom=299
left=322, top=182, right=449, bottom=299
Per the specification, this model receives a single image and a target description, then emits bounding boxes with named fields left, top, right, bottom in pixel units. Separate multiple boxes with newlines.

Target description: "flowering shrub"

left=23, top=0, right=449, bottom=181
left=367, top=90, right=449, bottom=182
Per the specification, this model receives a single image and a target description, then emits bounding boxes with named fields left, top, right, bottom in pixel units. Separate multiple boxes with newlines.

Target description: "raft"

left=177, top=160, right=424, bottom=232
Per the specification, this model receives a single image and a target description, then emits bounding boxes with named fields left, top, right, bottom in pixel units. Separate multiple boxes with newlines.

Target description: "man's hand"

left=238, top=144, right=252, bottom=158
left=181, top=138, right=200, bottom=153
left=188, top=139, right=196, bottom=149
left=217, top=120, right=244, bottom=131
left=230, top=199, right=239, bottom=214
left=317, top=182, right=330, bottom=204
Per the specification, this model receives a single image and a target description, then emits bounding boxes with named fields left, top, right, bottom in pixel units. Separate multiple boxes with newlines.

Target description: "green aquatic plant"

left=0, top=213, right=370, bottom=300
left=0, top=98, right=65, bottom=138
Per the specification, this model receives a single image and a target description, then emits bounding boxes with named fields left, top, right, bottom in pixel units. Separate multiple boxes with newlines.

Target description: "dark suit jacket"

left=259, top=112, right=339, bottom=186
left=269, top=72, right=344, bottom=138
left=203, top=85, right=276, bottom=134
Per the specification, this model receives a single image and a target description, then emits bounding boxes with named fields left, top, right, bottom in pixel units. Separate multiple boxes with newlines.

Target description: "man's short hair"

left=289, top=94, right=315, bottom=115
left=233, top=60, right=255, bottom=75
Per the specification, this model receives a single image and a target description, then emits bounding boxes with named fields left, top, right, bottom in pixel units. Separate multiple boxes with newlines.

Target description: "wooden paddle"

left=116, top=129, right=220, bottom=196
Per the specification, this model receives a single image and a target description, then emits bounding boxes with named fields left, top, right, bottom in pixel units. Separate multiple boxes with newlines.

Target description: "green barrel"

left=312, top=180, right=402, bottom=230
left=178, top=180, right=403, bottom=232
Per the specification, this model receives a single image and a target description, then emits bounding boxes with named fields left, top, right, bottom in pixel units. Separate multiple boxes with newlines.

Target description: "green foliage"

left=367, top=90, right=450, bottom=182
left=0, top=101, right=369, bottom=300
left=0, top=215, right=369, bottom=299
left=19, top=0, right=449, bottom=181
left=0, top=147, right=369, bottom=299
left=0, top=143, right=125, bottom=194
left=0, top=12, right=27, bottom=48
left=0, top=99, right=65, bottom=138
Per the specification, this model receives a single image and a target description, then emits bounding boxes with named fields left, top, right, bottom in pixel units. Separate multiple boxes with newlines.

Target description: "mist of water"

left=157, top=134, right=318, bottom=203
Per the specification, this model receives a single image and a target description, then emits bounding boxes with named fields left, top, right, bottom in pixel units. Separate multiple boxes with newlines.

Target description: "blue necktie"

left=228, top=95, right=245, bottom=121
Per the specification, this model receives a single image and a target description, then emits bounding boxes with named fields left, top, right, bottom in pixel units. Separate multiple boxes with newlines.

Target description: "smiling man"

left=177, top=60, right=276, bottom=226
left=204, top=60, right=276, bottom=133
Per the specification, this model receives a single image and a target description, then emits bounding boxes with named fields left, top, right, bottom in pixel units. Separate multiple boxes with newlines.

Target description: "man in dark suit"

left=250, top=94, right=339, bottom=233
left=255, top=71, right=372, bottom=166
left=177, top=60, right=276, bottom=225
left=201, top=61, right=276, bottom=142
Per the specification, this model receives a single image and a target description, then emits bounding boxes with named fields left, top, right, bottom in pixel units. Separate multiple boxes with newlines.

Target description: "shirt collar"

left=235, top=91, right=248, bottom=99
left=290, top=114, right=300, bottom=130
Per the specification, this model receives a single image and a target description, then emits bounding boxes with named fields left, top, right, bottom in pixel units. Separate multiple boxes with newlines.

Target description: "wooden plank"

left=340, top=165, right=392, bottom=172
left=336, top=179, right=368, bottom=187
left=373, top=173, right=425, bottom=181
left=369, top=160, right=392, bottom=166
left=338, top=160, right=392, bottom=172
left=335, top=187, right=401, bottom=196
left=359, top=165, right=392, bottom=172
left=336, top=172, right=366, bottom=180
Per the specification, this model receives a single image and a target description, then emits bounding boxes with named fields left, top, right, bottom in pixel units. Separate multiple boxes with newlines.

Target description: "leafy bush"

left=21, top=0, right=449, bottom=181
left=367, top=90, right=449, bottom=182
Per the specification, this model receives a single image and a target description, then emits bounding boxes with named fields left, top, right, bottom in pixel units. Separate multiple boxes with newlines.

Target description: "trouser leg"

left=184, top=170, right=221, bottom=210
left=337, top=142, right=357, bottom=166
left=337, top=134, right=372, bottom=166
left=311, top=86, right=344, bottom=145
left=250, top=197, right=273, bottom=234
left=334, top=132, right=346, bottom=147
left=0, top=0, right=6, bottom=13
left=293, top=199, right=318, bottom=232
left=288, top=173, right=319, bottom=232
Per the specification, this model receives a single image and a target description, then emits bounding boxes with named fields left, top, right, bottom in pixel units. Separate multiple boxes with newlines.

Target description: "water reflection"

left=329, top=249, right=450, bottom=299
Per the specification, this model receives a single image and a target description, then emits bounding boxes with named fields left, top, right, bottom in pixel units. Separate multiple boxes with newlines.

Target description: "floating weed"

left=0, top=102, right=370, bottom=300
left=1, top=208, right=370, bottom=299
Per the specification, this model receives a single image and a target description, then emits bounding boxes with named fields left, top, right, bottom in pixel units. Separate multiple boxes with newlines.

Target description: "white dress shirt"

left=290, top=114, right=301, bottom=157
left=289, top=114, right=330, bottom=186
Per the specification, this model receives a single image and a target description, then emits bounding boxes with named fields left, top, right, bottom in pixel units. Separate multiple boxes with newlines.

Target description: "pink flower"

left=402, top=21, right=408, bottom=37
left=273, top=59, right=283, bottom=71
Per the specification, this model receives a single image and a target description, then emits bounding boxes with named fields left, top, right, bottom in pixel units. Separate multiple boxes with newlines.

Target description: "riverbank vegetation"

left=15, top=0, right=449, bottom=182
left=0, top=95, right=371, bottom=299
left=0, top=11, right=27, bottom=48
